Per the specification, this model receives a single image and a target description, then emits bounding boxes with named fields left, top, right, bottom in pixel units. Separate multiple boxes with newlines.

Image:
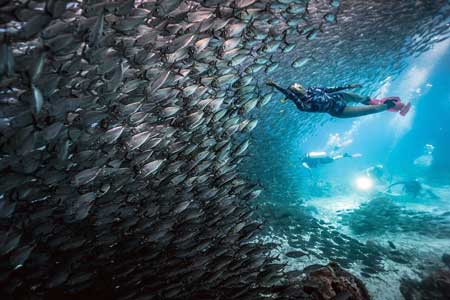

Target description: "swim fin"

left=369, top=97, right=404, bottom=112
left=400, top=102, right=411, bottom=116
left=343, top=153, right=362, bottom=158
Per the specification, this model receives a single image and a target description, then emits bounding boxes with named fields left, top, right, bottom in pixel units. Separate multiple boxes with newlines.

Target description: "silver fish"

left=31, top=84, right=43, bottom=114
left=73, top=167, right=101, bottom=186
left=234, top=0, right=258, bottom=9
left=283, top=43, right=296, bottom=53
left=127, top=131, right=152, bottom=150
left=245, top=119, right=258, bottom=132
left=234, top=140, right=249, bottom=156
left=141, top=159, right=165, bottom=177
left=222, top=38, right=241, bottom=52
left=292, top=57, right=311, bottom=68
left=17, top=13, right=52, bottom=40
left=161, top=106, right=181, bottom=118
left=0, top=44, right=14, bottom=77
left=224, top=22, right=246, bottom=38
left=74, top=192, right=96, bottom=221
left=120, top=102, right=142, bottom=116
left=242, top=98, right=258, bottom=114
left=193, top=37, right=211, bottom=53
left=112, top=16, right=146, bottom=32
left=259, top=93, right=272, bottom=107
left=186, top=111, right=204, bottom=127
left=88, top=12, right=104, bottom=47
left=106, top=62, right=124, bottom=91
left=43, top=122, right=64, bottom=141
left=102, top=126, right=125, bottom=144
left=150, top=69, right=170, bottom=92
left=187, top=10, right=214, bottom=23
left=167, top=33, right=195, bottom=53
left=156, top=0, right=184, bottom=15
left=28, top=52, right=45, bottom=83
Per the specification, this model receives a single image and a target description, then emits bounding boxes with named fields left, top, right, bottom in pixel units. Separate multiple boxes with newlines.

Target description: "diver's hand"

left=266, top=80, right=276, bottom=87
left=348, top=83, right=362, bottom=88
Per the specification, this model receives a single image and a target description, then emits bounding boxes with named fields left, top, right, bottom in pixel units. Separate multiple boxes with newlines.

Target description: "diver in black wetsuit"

left=266, top=80, right=404, bottom=118
left=386, top=179, right=439, bottom=199
left=301, top=151, right=360, bottom=173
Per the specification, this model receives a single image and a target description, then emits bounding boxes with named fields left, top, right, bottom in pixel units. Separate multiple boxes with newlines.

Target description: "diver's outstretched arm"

left=267, top=80, right=306, bottom=111
left=267, top=80, right=298, bottom=100
left=386, top=182, right=406, bottom=190
left=333, top=104, right=388, bottom=118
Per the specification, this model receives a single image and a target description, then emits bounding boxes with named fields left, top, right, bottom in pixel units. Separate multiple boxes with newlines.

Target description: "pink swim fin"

left=369, top=97, right=404, bottom=112
left=400, top=102, right=411, bottom=116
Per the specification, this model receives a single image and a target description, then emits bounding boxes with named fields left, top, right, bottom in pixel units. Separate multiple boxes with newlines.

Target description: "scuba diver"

left=266, top=80, right=411, bottom=118
left=301, top=151, right=361, bottom=172
left=385, top=179, right=439, bottom=199
left=414, top=144, right=435, bottom=167
left=365, top=164, right=385, bottom=182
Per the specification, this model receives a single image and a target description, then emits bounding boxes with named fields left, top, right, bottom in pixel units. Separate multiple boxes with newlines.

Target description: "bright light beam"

left=354, top=176, right=374, bottom=191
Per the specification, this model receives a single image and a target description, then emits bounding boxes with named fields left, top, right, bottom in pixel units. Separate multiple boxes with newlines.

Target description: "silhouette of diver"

left=301, top=151, right=361, bottom=172
left=386, top=179, right=438, bottom=199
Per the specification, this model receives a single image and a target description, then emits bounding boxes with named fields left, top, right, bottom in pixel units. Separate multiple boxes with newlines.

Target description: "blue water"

left=244, top=39, right=450, bottom=299
left=297, top=40, right=450, bottom=178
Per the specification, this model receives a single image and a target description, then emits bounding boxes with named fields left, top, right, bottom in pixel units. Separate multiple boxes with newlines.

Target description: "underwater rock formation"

left=400, top=254, right=450, bottom=300
left=400, top=269, right=450, bottom=300
left=0, top=0, right=449, bottom=299
left=300, top=262, right=370, bottom=300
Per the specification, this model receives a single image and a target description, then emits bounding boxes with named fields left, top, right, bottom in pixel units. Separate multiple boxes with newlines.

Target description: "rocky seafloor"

left=1, top=1, right=450, bottom=299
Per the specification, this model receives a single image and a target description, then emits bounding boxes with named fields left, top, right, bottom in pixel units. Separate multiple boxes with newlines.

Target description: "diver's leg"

left=331, top=154, right=345, bottom=161
left=332, top=104, right=389, bottom=118
left=333, top=92, right=371, bottom=104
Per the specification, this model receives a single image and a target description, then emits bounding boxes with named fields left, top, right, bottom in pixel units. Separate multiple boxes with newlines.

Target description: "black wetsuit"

left=389, top=181, right=422, bottom=197
left=302, top=156, right=334, bottom=168
left=273, top=84, right=360, bottom=116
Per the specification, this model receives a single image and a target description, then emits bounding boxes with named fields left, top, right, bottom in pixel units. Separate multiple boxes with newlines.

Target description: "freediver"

left=266, top=80, right=411, bottom=118
left=385, top=179, right=439, bottom=199
left=301, top=151, right=361, bottom=171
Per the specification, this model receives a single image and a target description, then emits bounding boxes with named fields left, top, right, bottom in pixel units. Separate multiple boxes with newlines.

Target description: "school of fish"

left=1, top=0, right=449, bottom=299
